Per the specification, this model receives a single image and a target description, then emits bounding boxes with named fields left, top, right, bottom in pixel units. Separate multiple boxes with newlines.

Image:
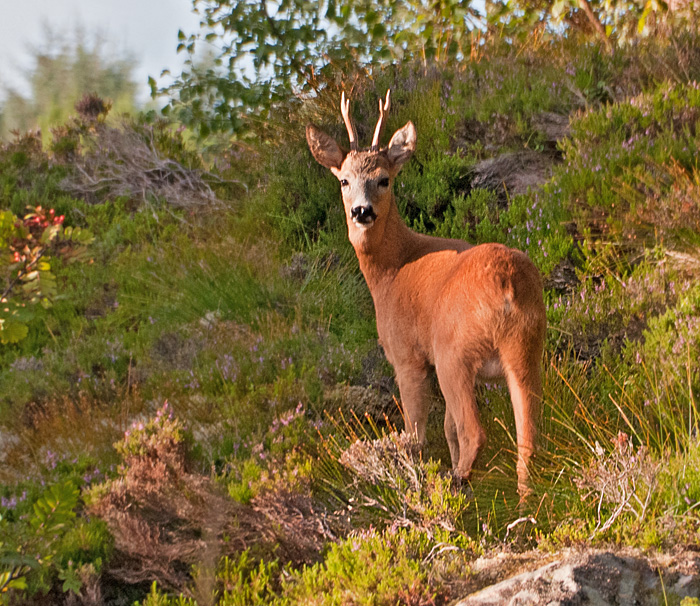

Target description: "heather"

left=1, top=29, right=700, bottom=605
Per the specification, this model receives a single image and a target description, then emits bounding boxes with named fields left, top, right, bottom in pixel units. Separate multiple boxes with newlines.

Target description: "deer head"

left=306, top=91, right=417, bottom=247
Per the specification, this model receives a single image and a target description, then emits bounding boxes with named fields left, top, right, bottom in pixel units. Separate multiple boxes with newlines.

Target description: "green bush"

left=281, top=527, right=470, bottom=606
left=556, top=81, right=700, bottom=239
left=398, top=151, right=473, bottom=226
left=633, top=280, right=700, bottom=401
left=0, top=479, right=111, bottom=601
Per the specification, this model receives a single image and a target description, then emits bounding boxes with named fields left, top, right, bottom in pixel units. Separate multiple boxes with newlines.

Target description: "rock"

left=151, top=330, right=201, bottom=370
left=471, top=151, right=554, bottom=204
left=468, top=112, right=570, bottom=205
left=532, top=112, right=571, bottom=146
left=455, top=549, right=700, bottom=606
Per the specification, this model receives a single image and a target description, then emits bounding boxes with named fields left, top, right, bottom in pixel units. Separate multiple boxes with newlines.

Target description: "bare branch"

left=577, top=0, right=613, bottom=52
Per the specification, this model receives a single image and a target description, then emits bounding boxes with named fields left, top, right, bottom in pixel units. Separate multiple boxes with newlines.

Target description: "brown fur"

left=306, top=112, right=546, bottom=495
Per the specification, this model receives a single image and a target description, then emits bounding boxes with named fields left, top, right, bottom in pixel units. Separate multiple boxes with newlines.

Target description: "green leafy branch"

left=0, top=481, right=80, bottom=601
left=0, top=207, right=94, bottom=344
left=153, top=0, right=483, bottom=139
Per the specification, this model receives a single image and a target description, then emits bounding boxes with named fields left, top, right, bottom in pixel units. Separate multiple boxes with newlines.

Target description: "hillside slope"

left=1, top=34, right=700, bottom=605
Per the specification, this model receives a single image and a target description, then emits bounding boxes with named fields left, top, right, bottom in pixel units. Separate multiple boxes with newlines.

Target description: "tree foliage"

left=153, top=0, right=483, bottom=138
left=489, top=0, right=674, bottom=50
left=154, top=0, right=690, bottom=141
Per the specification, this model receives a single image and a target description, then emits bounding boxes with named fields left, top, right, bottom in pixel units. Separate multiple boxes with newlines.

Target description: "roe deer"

left=306, top=91, right=546, bottom=494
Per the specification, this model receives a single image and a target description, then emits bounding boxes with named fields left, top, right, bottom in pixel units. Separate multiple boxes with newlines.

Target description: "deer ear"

left=386, top=121, right=416, bottom=170
left=306, top=124, right=346, bottom=170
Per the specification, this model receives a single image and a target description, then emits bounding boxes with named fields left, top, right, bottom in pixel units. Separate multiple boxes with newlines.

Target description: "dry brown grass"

left=0, top=395, right=140, bottom=484
left=59, top=120, right=235, bottom=210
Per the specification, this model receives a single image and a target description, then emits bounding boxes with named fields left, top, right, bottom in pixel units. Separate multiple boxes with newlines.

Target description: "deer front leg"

left=395, top=363, right=431, bottom=444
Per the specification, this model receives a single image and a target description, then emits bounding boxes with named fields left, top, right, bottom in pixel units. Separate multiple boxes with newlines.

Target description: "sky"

left=0, top=0, right=202, bottom=103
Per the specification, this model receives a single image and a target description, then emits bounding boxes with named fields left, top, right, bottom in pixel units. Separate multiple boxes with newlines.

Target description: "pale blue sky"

left=0, top=0, right=202, bottom=103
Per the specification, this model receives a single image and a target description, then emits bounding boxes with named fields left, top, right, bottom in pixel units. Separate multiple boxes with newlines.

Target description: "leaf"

left=0, top=210, right=18, bottom=248
left=637, top=0, right=654, bottom=33
left=0, top=569, right=28, bottom=593
left=59, top=566, right=82, bottom=595
left=372, top=23, right=386, bottom=38
left=29, top=480, right=79, bottom=536
left=551, top=0, right=572, bottom=20
left=59, top=225, right=95, bottom=246
left=0, top=318, right=28, bottom=344
left=0, top=300, right=34, bottom=323
left=21, top=264, right=57, bottom=304
left=40, top=224, right=61, bottom=245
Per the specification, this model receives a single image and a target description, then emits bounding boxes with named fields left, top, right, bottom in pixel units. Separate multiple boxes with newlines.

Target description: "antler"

left=370, top=89, right=391, bottom=151
left=340, top=91, right=358, bottom=151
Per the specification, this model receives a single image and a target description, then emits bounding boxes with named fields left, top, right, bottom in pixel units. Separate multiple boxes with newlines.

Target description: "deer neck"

left=349, top=198, right=416, bottom=292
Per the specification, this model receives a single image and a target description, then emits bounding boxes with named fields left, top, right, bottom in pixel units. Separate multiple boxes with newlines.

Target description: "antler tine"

left=370, top=89, right=391, bottom=152
left=340, top=91, right=358, bottom=151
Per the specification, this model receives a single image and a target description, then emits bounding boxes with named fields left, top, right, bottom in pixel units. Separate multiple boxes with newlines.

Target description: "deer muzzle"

left=351, top=205, right=377, bottom=226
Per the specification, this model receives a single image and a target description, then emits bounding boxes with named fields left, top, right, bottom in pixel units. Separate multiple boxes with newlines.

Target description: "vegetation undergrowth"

left=1, top=30, right=700, bottom=605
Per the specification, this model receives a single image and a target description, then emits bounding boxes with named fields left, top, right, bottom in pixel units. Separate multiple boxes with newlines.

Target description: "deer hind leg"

left=435, top=358, right=484, bottom=481
left=444, top=407, right=460, bottom=470
left=395, top=363, right=431, bottom=444
left=500, top=339, right=544, bottom=496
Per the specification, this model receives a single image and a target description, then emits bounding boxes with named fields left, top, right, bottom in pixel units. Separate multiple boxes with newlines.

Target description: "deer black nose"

left=351, top=205, right=376, bottom=224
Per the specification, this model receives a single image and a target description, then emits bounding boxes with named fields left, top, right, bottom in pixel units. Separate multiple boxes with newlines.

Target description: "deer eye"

left=378, top=177, right=390, bottom=188
left=340, top=179, right=349, bottom=187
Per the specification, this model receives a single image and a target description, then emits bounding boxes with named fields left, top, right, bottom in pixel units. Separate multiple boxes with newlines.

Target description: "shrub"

left=556, top=81, right=700, bottom=241
left=574, top=432, right=661, bottom=538
left=215, top=551, right=280, bottom=606
left=0, top=205, right=94, bottom=344
left=428, top=188, right=572, bottom=275
left=87, top=402, right=225, bottom=592
left=635, top=281, right=700, bottom=395
left=321, top=430, right=471, bottom=534
left=223, top=402, right=312, bottom=505
left=397, top=151, right=473, bottom=226
left=554, top=250, right=679, bottom=360
left=0, top=479, right=110, bottom=601
left=281, top=526, right=475, bottom=606
left=60, top=117, right=235, bottom=210
left=134, top=582, right=197, bottom=606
